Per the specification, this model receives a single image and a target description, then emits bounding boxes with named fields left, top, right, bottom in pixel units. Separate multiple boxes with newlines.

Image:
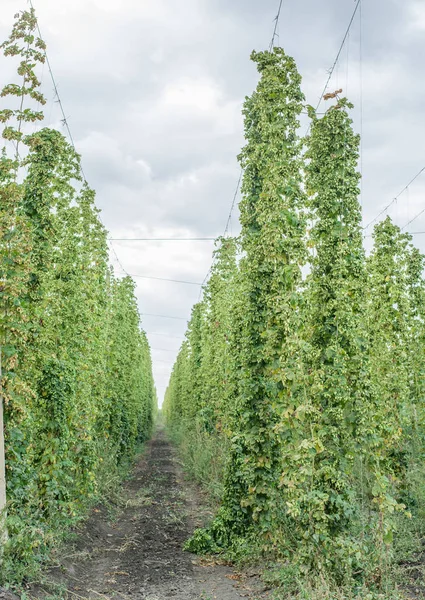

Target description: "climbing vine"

left=301, top=97, right=383, bottom=579
left=0, top=9, right=156, bottom=582
left=164, top=47, right=425, bottom=596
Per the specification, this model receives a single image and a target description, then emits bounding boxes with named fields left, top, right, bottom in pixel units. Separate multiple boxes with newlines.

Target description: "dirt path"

left=32, top=427, right=268, bottom=600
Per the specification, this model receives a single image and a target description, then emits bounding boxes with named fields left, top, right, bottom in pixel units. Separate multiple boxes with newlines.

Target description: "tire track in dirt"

left=31, top=427, right=268, bottom=600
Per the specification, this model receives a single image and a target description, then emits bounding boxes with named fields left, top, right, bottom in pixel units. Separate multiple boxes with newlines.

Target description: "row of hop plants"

left=0, top=10, right=157, bottom=581
left=164, top=47, right=425, bottom=596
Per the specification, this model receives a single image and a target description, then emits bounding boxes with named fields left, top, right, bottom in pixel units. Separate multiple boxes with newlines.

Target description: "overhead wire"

left=141, top=313, right=188, bottom=321
left=303, top=0, right=362, bottom=140
left=25, top=2, right=187, bottom=388
left=145, top=332, right=185, bottom=339
left=340, top=0, right=425, bottom=235
left=26, top=0, right=198, bottom=400
left=198, top=0, right=286, bottom=301
left=126, top=274, right=202, bottom=286
left=338, top=0, right=425, bottom=236
left=223, top=170, right=243, bottom=237
left=110, top=245, right=132, bottom=277
left=27, top=2, right=212, bottom=285
left=28, top=0, right=87, bottom=183
left=314, top=0, right=361, bottom=114
left=198, top=171, right=243, bottom=300
left=402, top=204, right=425, bottom=231
left=151, top=347, right=178, bottom=353
left=110, top=237, right=216, bottom=241
left=363, top=165, right=425, bottom=231
left=112, top=0, right=366, bottom=284
left=27, top=0, right=137, bottom=280
left=269, top=0, right=284, bottom=51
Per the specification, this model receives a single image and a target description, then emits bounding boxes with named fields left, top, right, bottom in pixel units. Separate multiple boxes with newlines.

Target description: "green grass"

left=168, top=420, right=228, bottom=504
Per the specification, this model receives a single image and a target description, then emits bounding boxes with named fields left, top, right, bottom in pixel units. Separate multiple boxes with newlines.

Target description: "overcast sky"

left=1, top=0, right=424, bottom=404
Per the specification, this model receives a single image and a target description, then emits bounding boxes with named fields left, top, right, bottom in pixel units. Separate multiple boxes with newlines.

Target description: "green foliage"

left=0, top=8, right=46, bottom=162
left=164, top=46, right=425, bottom=596
left=169, top=418, right=229, bottom=503
left=294, top=97, right=377, bottom=575
left=367, top=218, right=416, bottom=472
left=172, top=47, right=308, bottom=553
left=0, top=9, right=156, bottom=582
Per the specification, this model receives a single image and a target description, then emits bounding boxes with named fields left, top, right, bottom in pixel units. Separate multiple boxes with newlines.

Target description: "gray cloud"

left=1, top=0, right=425, bottom=402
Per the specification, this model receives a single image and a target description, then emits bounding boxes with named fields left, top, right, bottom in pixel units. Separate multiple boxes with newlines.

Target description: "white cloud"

left=162, top=78, right=222, bottom=113
left=407, top=1, right=425, bottom=30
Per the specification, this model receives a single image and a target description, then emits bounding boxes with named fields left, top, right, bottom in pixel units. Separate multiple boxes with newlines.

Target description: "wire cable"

left=223, top=170, right=243, bottom=237
left=315, top=0, right=361, bottom=113
left=110, top=237, right=216, bottom=242
left=198, top=171, right=243, bottom=300
left=219, top=0, right=286, bottom=252
left=127, top=274, right=202, bottom=286
left=142, top=313, right=188, bottom=321
left=198, top=0, right=290, bottom=299
left=145, top=332, right=185, bottom=339
left=402, top=205, right=425, bottom=231
left=269, top=0, right=284, bottom=51
left=28, top=1, right=136, bottom=282
left=109, top=243, right=132, bottom=277
left=363, top=165, right=425, bottom=230
left=151, top=347, right=178, bottom=352
left=28, top=0, right=88, bottom=183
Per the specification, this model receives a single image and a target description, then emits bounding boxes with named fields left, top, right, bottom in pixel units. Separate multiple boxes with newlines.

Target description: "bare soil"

left=29, top=427, right=269, bottom=600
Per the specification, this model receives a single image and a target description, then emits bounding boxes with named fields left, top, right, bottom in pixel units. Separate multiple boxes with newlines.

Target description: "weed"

left=168, top=422, right=228, bottom=504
